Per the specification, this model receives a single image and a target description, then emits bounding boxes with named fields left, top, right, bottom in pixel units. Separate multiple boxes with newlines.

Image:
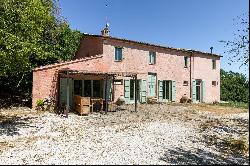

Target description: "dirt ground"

left=0, top=103, right=249, bottom=165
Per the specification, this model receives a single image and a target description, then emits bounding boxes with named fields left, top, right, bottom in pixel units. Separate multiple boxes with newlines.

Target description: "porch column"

left=65, top=71, right=69, bottom=118
left=104, top=75, right=108, bottom=114
left=112, top=75, right=115, bottom=102
left=134, top=74, right=138, bottom=112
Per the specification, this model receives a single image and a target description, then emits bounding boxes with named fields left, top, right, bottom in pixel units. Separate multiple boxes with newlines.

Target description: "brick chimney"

left=101, top=23, right=110, bottom=37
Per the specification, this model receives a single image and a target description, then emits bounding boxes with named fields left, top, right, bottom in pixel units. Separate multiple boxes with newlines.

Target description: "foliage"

left=220, top=69, right=249, bottom=103
left=36, top=99, right=45, bottom=107
left=0, top=0, right=82, bottom=105
left=220, top=13, right=249, bottom=69
left=215, top=101, right=249, bottom=109
left=223, top=136, right=249, bottom=155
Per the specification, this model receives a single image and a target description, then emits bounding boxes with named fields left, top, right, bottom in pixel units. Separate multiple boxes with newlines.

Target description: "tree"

left=220, top=13, right=249, bottom=69
left=0, top=0, right=82, bottom=105
left=220, top=69, right=249, bottom=103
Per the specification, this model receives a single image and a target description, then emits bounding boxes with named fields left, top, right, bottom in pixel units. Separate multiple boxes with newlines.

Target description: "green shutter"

left=148, top=75, right=151, bottom=96
left=202, top=81, right=206, bottom=102
left=124, top=80, right=130, bottom=103
left=106, top=80, right=112, bottom=100
left=153, top=53, right=156, bottom=64
left=69, top=78, right=73, bottom=108
left=171, top=81, right=176, bottom=102
left=60, top=78, right=67, bottom=106
left=158, top=80, right=163, bottom=102
left=140, top=80, right=147, bottom=103
left=192, top=80, right=196, bottom=102
left=148, top=74, right=156, bottom=97
left=60, top=78, right=73, bottom=108
left=149, top=52, right=151, bottom=64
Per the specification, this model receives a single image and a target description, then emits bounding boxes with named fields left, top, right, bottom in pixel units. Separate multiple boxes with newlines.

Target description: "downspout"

left=189, top=52, right=193, bottom=99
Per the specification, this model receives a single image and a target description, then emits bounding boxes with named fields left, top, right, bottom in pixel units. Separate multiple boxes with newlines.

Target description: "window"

left=149, top=51, right=156, bottom=64
left=212, top=59, right=216, bottom=69
left=93, top=80, right=101, bottom=98
left=115, top=47, right=123, bottom=61
left=183, top=81, right=189, bottom=86
left=114, top=79, right=123, bottom=85
left=184, top=57, right=188, bottom=68
left=162, top=80, right=172, bottom=101
left=212, top=81, right=217, bottom=86
left=74, top=80, right=82, bottom=96
left=83, top=80, right=91, bottom=97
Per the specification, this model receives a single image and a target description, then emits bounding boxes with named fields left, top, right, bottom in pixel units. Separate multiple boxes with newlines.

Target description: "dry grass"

left=0, top=107, right=44, bottom=122
left=223, top=136, right=249, bottom=156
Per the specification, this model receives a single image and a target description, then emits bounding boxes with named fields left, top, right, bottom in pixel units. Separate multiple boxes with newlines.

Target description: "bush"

left=36, top=99, right=45, bottom=111
left=224, top=136, right=249, bottom=155
left=221, top=69, right=249, bottom=103
left=36, top=99, right=45, bottom=107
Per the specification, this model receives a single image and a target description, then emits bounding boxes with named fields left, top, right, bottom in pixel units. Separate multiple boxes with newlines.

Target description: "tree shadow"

left=0, top=115, right=37, bottom=136
left=159, top=147, right=249, bottom=165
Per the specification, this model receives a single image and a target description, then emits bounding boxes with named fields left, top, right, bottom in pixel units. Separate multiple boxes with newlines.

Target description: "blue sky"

left=58, top=0, right=249, bottom=76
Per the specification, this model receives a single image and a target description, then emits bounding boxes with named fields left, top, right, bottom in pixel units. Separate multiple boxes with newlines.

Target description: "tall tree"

left=0, top=0, right=82, bottom=104
left=220, top=13, right=249, bottom=69
left=220, top=69, right=249, bottom=103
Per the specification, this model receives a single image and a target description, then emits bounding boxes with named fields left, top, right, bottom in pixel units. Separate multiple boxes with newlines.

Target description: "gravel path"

left=0, top=104, right=249, bottom=165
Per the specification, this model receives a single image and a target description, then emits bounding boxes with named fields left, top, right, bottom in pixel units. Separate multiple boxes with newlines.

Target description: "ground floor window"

left=129, top=80, right=140, bottom=101
left=73, top=80, right=103, bottom=98
left=162, top=80, right=172, bottom=101
left=74, top=80, right=82, bottom=96
left=93, top=80, right=102, bottom=98
left=83, top=80, right=91, bottom=97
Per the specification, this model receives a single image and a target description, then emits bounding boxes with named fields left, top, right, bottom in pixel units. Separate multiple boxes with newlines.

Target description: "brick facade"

left=32, top=34, right=221, bottom=108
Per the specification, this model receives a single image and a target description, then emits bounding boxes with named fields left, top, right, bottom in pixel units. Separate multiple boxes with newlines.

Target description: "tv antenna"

left=105, top=0, right=110, bottom=28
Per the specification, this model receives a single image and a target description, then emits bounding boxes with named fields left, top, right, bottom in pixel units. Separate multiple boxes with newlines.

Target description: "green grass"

left=215, top=101, right=249, bottom=109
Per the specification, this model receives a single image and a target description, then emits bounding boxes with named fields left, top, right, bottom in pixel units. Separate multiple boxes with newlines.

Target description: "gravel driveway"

left=0, top=104, right=249, bottom=165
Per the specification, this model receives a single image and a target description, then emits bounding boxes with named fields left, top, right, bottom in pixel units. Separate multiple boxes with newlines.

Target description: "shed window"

left=184, top=57, right=188, bottom=68
left=212, top=59, right=216, bottom=69
left=115, top=47, right=123, bottom=61
left=149, top=51, right=156, bottom=64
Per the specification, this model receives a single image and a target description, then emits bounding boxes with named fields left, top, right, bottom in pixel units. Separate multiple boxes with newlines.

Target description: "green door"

left=124, top=79, right=130, bottom=103
left=148, top=73, right=156, bottom=97
left=192, top=80, right=196, bottom=102
left=140, top=80, right=147, bottom=103
left=106, top=80, right=112, bottom=100
left=158, top=80, right=163, bottom=102
left=60, top=78, right=73, bottom=108
left=171, top=81, right=176, bottom=102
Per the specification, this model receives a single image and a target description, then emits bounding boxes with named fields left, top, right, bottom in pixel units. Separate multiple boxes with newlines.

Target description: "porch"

left=58, top=69, right=142, bottom=117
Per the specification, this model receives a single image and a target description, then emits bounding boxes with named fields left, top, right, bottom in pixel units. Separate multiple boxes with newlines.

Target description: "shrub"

left=224, top=136, right=249, bottom=155
left=36, top=99, right=45, bottom=107
left=36, top=99, right=45, bottom=111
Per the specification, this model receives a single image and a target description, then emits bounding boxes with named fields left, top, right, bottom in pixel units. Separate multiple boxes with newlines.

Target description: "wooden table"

left=90, top=98, right=103, bottom=112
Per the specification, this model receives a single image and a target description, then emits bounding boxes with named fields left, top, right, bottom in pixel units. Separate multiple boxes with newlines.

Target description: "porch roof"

left=59, top=68, right=146, bottom=77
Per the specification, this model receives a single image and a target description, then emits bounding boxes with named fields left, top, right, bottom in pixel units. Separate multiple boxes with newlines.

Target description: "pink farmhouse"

left=32, top=26, right=221, bottom=109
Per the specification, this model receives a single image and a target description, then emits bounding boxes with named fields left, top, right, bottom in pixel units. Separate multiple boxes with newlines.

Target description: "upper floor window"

left=115, top=47, right=123, bottom=61
left=212, top=59, right=216, bottom=69
left=212, top=81, right=217, bottom=86
left=149, top=51, right=156, bottom=64
left=184, top=56, right=188, bottom=68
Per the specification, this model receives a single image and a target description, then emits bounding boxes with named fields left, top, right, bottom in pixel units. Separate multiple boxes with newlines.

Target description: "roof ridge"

left=33, top=55, right=103, bottom=71
left=83, top=33, right=222, bottom=57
